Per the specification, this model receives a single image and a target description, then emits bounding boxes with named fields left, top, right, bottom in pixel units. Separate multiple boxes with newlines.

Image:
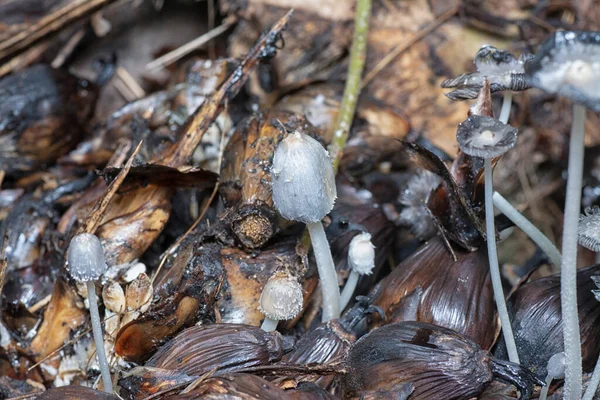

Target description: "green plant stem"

left=561, top=103, right=586, bottom=399
left=484, top=159, right=520, bottom=364
left=329, top=0, right=371, bottom=173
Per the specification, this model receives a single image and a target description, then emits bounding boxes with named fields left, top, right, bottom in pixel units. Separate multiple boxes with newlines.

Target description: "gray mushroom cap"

left=67, top=233, right=107, bottom=282
left=441, top=45, right=532, bottom=100
left=456, top=115, right=518, bottom=158
left=271, top=131, right=337, bottom=224
left=525, top=31, right=600, bottom=112
left=259, top=273, right=304, bottom=320
left=578, top=206, right=600, bottom=252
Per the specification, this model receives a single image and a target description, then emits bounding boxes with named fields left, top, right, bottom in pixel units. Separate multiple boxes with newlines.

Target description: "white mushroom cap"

left=66, top=233, right=107, bottom=282
left=578, top=206, right=600, bottom=252
left=591, top=275, right=600, bottom=303
left=259, top=273, right=304, bottom=321
left=456, top=115, right=518, bottom=158
left=526, top=31, right=600, bottom=112
left=546, top=352, right=566, bottom=379
left=271, top=131, right=337, bottom=224
left=348, top=232, right=375, bottom=275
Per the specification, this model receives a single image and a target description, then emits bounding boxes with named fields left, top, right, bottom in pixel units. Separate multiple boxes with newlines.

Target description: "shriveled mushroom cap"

left=525, top=31, right=600, bottom=112
left=546, top=352, right=566, bottom=379
left=456, top=115, right=518, bottom=158
left=67, top=233, right=107, bottom=282
left=272, top=131, right=337, bottom=223
left=578, top=206, right=600, bottom=251
left=259, top=273, right=303, bottom=321
left=592, top=275, right=600, bottom=302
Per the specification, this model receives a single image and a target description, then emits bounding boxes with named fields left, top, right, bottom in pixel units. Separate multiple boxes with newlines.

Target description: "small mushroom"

left=339, top=232, right=375, bottom=310
left=457, top=113, right=520, bottom=364
left=525, top=30, right=600, bottom=397
left=67, top=233, right=113, bottom=393
left=539, top=352, right=565, bottom=400
left=271, top=130, right=340, bottom=321
left=398, top=169, right=441, bottom=240
left=259, top=272, right=303, bottom=331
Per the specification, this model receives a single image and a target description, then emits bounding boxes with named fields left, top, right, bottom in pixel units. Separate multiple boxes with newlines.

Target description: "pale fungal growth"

left=578, top=206, right=600, bottom=252
left=539, top=352, right=566, bottom=400
left=122, top=272, right=153, bottom=326
left=525, top=30, right=600, bottom=398
left=525, top=31, right=600, bottom=112
left=592, top=276, right=600, bottom=303
left=441, top=45, right=532, bottom=101
left=457, top=115, right=520, bottom=365
left=398, top=169, right=441, bottom=240
left=67, top=233, right=113, bottom=393
left=340, top=232, right=375, bottom=310
left=456, top=116, right=518, bottom=159
left=259, top=272, right=303, bottom=331
left=272, top=130, right=340, bottom=321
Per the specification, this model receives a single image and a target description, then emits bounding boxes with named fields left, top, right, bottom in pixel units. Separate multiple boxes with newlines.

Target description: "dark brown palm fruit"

left=370, top=236, right=498, bottom=350
left=218, top=237, right=317, bottom=326
left=145, top=323, right=293, bottom=375
left=495, top=264, right=600, bottom=379
left=0, top=64, right=98, bottom=176
left=172, top=373, right=288, bottom=399
left=355, top=383, right=414, bottom=400
left=115, top=232, right=224, bottom=363
left=281, top=319, right=355, bottom=389
left=219, top=110, right=328, bottom=249
left=343, top=322, right=542, bottom=400
left=35, top=386, right=120, bottom=399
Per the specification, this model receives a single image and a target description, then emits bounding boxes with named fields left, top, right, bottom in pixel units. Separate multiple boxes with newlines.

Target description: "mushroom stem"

left=87, top=280, right=113, bottom=393
left=492, top=192, right=562, bottom=266
left=260, top=317, right=279, bottom=332
left=340, top=270, right=360, bottom=311
left=538, top=374, right=553, bottom=400
left=484, top=158, right=520, bottom=364
left=307, top=221, right=340, bottom=322
left=499, top=91, right=513, bottom=124
left=561, top=103, right=586, bottom=399
left=582, top=355, right=600, bottom=400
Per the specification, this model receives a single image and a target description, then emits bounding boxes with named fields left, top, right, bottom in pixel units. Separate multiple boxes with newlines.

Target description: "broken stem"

left=329, top=0, right=371, bottom=172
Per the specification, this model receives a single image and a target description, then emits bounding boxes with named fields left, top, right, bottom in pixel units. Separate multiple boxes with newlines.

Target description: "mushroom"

left=456, top=115, right=520, bottom=364
left=442, top=45, right=533, bottom=123
left=539, top=352, right=565, bottom=400
left=339, top=232, right=375, bottom=310
left=258, top=271, right=303, bottom=331
left=67, top=233, right=113, bottom=393
left=271, top=130, right=340, bottom=321
left=525, top=30, right=600, bottom=397
left=579, top=206, right=600, bottom=252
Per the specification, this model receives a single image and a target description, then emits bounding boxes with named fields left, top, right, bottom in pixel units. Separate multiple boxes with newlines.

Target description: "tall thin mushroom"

left=525, top=30, right=600, bottom=398
left=456, top=115, right=520, bottom=363
left=67, top=233, right=113, bottom=393
left=271, top=131, right=340, bottom=321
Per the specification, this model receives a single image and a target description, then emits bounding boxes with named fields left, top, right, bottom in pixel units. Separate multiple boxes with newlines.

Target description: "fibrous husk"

left=371, top=236, right=498, bottom=350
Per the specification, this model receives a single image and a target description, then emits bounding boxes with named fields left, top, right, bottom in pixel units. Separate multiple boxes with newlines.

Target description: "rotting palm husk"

left=1, top=1, right=600, bottom=399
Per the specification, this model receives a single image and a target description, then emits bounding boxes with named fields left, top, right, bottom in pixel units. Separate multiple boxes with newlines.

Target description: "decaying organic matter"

left=2, top=0, right=600, bottom=399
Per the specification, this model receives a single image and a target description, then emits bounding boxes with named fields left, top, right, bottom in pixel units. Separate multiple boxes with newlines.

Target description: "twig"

left=116, top=67, right=145, bottom=99
left=77, top=140, right=142, bottom=235
left=360, top=5, right=459, bottom=88
left=162, top=9, right=293, bottom=166
left=0, top=170, right=4, bottom=188
left=329, top=0, right=372, bottom=173
left=51, top=28, right=86, bottom=68
left=146, top=19, right=235, bottom=71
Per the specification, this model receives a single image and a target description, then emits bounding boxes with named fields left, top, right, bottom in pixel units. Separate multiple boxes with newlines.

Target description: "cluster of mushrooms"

left=2, top=4, right=600, bottom=399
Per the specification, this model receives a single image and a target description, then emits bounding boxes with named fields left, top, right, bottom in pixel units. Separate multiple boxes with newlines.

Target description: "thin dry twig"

left=146, top=19, right=235, bottom=71
left=51, top=28, right=86, bottom=68
left=77, top=140, right=142, bottom=235
left=116, top=67, right=146, bottom=99
left=360, top=5, right=459, bottom=88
